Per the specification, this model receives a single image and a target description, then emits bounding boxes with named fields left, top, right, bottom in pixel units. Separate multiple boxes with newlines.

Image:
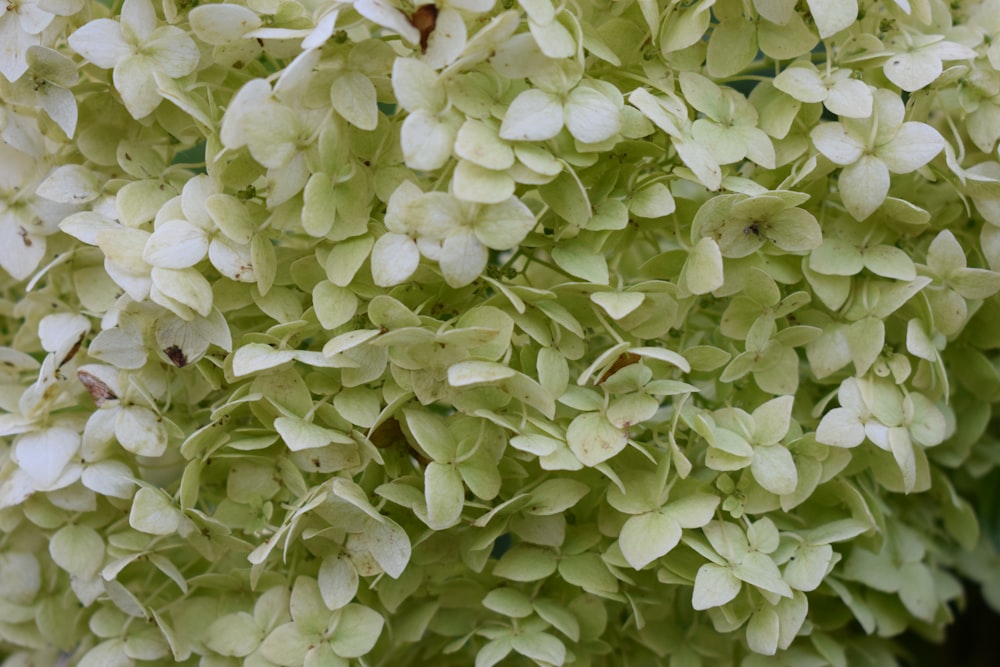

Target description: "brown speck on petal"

left=78, top=370, right=117, bottom=406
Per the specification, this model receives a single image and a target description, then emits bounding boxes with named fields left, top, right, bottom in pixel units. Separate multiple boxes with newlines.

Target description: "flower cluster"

left=3, top=1, right=1000, bottom=665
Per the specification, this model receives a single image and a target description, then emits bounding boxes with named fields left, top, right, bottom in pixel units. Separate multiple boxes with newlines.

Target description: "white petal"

left=121, top=0, right=157, bottom=42
left=400, top=110, right=456, bottom=171
left=15, top=428, right=80, bottom=488
left=839, top=155, right=889, bottom=221
left=151, top=267, right=213, bottom=317
left=371, top=233, right=420, bottom=287
left=810, top=122, right=864, bottom=165
left=824, top=79, right=873, bottom=118
left=113, top=55, right=161, bottom=119
left=68, top=19, right=130, bottom=69
left=188, top=4, right=262, bottom=45
left=564, top=85, right=621, bottom=144
left=143, top=219, right=208, bottom=268
left=146, top=26, right=200, bottom=78
left=884, top=49, right=942, bottom=92
left=209, top=238, right=256, bottom=282
left=438, top=230, right=487, bottom=287
left=38, top=85, right=79, bottom=137
left=499, top=89, right=563, bottom=141
left=806, top=0, right=857, bottom=38
left=877, top=122, right=944, bottom=173
left=0, top=214, right=46, bottom=281
left=773, top=65, right=827, bottom=103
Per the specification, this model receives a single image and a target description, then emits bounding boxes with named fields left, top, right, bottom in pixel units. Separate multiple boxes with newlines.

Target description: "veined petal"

left=474, top=197, right=536, bottom=250
left=499, top=89, right=563, bottom=141
left=564, top=85, right=621, bottom=144
left=121, top=0, right=157, bottom=43
left=371, top=233, right=420, bottom=287
left=810, top=123, right=865, bottom=165
left=883, top=49, right=942, bottom=92
left=146, top=26, right=200, bottom=78
left=839, top=155, right=889, bottom=220
left=438, top=230, right=487, bottom=287
left=209, top=238, right=256, bottom=282
left=825, top=79, right=872, bottom=118
left=68, top=19, right=130, bottom=69
left=773, top=65, right=827, bottom=103
left=113, top=55, right=161, bottom=119
left=877, top=122, right=944, bottom=173
left=143, top=219, right=208, bottom=268
left=400, top=110, right=456, bottom=171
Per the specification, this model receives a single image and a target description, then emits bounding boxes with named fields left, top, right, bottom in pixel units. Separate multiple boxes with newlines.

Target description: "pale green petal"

left=438, top=229, right=487, bottom=287
left=774, top=64, right=827, bottom=103
left=500, top=89, right=563, bottom=141
left=474, top=196, right=536, bottom=249
left=146, top=26, right=200, bottom=78
left=371, top=233, right=420, bottom=287
left=806, top=0, right=857, bottom=38
left=825, top=79, right=873, bottom=118
left=113, top=55, right=161, bottom=119
left=838, top=155, right=889, bottom=220
left=68, top=19, right=130, bottom=69
left=877, top=122, right=944, bottom=173
left=331, top=72, right=378, bottom=131
left=810, top=122, right=865, bottom=165
left=400, top=110, right=457, bottom=171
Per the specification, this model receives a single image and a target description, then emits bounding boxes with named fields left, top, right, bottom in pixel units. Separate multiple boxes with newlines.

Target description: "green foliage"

left=3, top=0, right=1000, bottom=665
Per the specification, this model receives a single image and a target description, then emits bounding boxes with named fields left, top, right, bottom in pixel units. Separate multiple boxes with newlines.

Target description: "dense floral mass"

left=3, top=0, right=1000, bottom=664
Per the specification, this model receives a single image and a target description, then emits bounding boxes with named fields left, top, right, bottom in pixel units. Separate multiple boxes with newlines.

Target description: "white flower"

left=68, top=0, right=200, bottom=119
left=810, top=89, right=945, bottom=220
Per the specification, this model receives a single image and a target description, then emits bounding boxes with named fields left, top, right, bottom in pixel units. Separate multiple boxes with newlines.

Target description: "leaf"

left=619, top=511, right=682, bottom=569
